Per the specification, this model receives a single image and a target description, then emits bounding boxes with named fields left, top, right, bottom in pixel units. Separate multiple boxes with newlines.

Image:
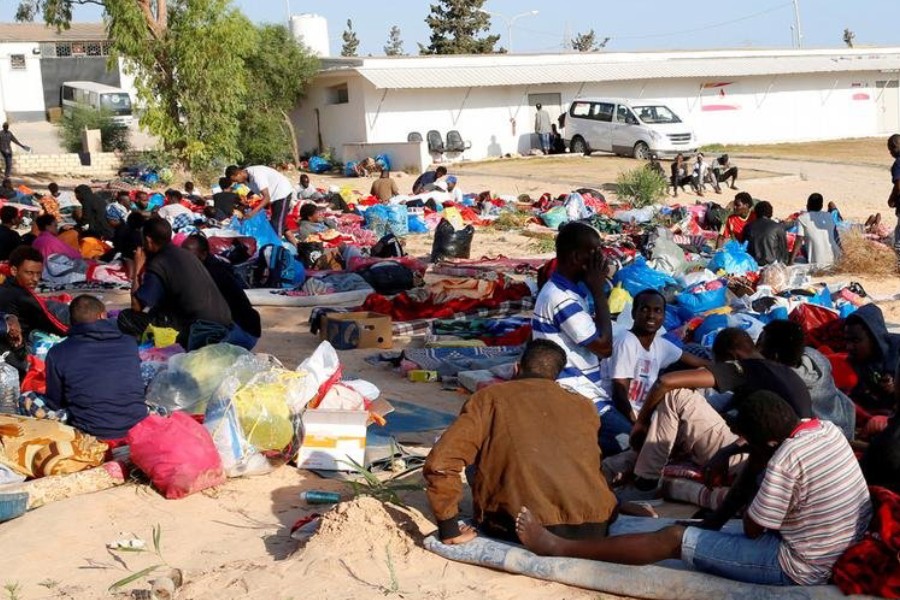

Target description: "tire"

left=571, top=136, right=590, bottom=155
left=632, top=141, right=651, bottom=160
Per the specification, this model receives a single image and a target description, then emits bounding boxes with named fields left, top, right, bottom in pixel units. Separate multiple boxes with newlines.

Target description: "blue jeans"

left=223, top=323, right=259, bottom=351
left=599, top=406, right=633, bottom=457
left=682, top=527, right=795, bottom=585
left=538, top=133, right=551, bottom=153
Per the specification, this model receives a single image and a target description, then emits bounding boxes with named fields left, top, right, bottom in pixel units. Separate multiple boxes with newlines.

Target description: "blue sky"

left=3, top=0, right=899, bottom=55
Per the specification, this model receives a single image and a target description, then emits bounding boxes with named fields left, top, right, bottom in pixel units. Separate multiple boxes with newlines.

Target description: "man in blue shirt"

left=887, top=134, right=900, bottom=264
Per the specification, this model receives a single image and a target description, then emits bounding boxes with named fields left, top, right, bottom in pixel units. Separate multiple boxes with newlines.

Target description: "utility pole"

left=285, top=0, right=291, bottom=24
left=792, top=0, right=803, bottom=48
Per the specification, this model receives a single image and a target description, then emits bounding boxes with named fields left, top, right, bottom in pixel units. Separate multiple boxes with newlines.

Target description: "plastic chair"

left=445, top=130, right=471, bottom=153
left=407, top=131, right=423, bottom=143
left=426, top=130, right=445, bottom=154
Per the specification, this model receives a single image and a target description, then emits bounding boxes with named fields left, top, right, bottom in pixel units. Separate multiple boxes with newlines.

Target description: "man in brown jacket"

left=424, top=339, right=618, bottom=545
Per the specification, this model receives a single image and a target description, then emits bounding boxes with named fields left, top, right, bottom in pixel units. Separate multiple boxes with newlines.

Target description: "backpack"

left=252, top=244, right=295, bottom=288
left=371, top=233, right=406, bottom=258
left=358, top=262, right=416, bottom=296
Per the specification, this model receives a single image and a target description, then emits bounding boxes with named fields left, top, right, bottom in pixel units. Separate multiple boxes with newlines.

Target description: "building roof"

left=318, top=48, right=900, bottom=90
left=0, top=22, right=107, bottom=43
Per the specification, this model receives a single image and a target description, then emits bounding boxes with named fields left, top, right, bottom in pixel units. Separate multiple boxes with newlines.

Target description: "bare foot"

left=515, top=507, right=565, bottom=556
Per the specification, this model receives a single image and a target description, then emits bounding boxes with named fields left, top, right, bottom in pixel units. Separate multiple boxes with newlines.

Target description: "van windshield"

left=100, top=93, right=132, bottom=116
left=633, top=105, right=681, bottom=124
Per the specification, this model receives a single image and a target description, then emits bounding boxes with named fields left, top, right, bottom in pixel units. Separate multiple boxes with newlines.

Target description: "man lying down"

left=514, top=390, right=872, bottom=587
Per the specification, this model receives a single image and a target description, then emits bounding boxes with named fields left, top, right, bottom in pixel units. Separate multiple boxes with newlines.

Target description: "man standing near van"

left=887, top=134, right=900, bottom=265
left=0, top=123, right=30, bottom=178
left=535, top=104, right=552, bottom=155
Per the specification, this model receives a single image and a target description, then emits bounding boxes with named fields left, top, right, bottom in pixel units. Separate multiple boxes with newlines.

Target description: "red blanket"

left=362, top=282, right=532, bottom=322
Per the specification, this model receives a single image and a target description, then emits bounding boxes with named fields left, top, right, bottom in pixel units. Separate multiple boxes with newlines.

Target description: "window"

left=592, top=102, right=615, bottom=122
left=42, top=41, right=111, bottom=59
left=632, top=105, right=682, bottom=124
left=570, top=101, right=592, bottom=117
left=329, top=83, right=349, bottom=105
left=9, top=55, right=25, bottom=70
left=62, top=86, right=74, bottom=101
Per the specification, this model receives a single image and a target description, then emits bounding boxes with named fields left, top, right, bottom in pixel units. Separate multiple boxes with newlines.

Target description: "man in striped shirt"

left=515, top=390, right=872, bottom=586
left=532, top=222, right=621, bottom=455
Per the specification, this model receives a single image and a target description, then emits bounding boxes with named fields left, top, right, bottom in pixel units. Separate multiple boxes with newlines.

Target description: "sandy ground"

left=2, top=142, right=900, bottom=599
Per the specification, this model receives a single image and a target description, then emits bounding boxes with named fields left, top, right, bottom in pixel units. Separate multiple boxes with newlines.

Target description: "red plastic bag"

left=21, top=356, right=46, bottom=394
left=126, top=412, right=225, bottom=499
left=789, top=303, right=843, bottom=350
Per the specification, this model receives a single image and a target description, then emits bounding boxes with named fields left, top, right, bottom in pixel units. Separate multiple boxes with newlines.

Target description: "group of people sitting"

left=666, top=153, right=739, bottom=198
left=424, top=220, right=896, bottom=588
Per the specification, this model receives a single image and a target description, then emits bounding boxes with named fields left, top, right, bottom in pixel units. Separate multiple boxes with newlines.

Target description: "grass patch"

left=492, top=211, right=534, bottom=231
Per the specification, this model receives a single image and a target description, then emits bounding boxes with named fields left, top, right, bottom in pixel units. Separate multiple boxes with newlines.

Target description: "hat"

left=106, top=203, right=128, bottom=221
left=446, top=176, right=458, bottom=184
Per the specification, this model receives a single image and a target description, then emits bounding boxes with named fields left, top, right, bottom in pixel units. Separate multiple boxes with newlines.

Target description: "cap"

left=446, top=176, right=457, bottom=184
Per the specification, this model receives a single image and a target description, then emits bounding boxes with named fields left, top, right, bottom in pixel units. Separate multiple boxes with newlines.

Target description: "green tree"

left=341, top=19, right=359, bottom=57
left=17, top=0, right=255, bottom=171
left=384, top=25, right=404, bottom=56
left=420, top=0, right=500, bottom=55
left=57, top=106, right=131, bottom=153
left=240, top=24, right=319, bottom=165
left=570, top=29, right=610, bottom=52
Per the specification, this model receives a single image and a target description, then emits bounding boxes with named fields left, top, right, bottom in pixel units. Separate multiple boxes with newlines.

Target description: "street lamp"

left=478, top=8, right=539, bottom=53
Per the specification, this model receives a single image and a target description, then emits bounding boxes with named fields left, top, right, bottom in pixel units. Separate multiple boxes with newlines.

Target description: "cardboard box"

left=320, top=311, right=393, bottom=350
left=297, top=409, right=369, bottom=471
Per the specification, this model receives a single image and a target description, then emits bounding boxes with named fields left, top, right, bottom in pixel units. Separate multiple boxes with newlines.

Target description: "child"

left=45, top=295, right=147, bottom=441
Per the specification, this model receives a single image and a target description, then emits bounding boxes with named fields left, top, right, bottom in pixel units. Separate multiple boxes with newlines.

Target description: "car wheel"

left=633, top=141, right=651, bottom=160
left=571, top=136, right=590, bottom=155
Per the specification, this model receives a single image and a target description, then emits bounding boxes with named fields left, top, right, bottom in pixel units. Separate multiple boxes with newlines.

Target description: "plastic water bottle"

left=0, top=352, right=20, bottom=414
left=300, top=490, right=341, bottom=505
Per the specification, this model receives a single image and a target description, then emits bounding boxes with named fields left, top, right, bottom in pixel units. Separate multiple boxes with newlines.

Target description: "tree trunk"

left=281, top=109, right=300, bottom=167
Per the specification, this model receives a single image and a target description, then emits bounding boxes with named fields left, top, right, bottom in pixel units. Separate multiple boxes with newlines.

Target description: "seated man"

left=622, top=328, right=813, bottom=501
left=119, top=217, right=234, bottom=351
left=0, top=205, right=22, bottom=261
left=757, top=319, right=855, bottom=439
left=102, top=211, right=145, bottom=278
left=717, top=192, right=755, bottom=248
left=45, top=295, right=148, bottom=441
left=743, top=201, right=789, bottom=266
left=791, top=193, right=841, bottom=269
left=609, top=290, right=709, bottom=421
left=49, top=182, right=82, bottom=228
left=844, top=303, right=900, bottom=415
left=446, top=176, right=464, bottom=203
left=712, top=154, right=739, bottom=190
left=369, top=170, right=399, bottom=204
left=0, top=246, right=69, bottom=373
left=424, top=339, right=618, bottom=544
left=156, top=189, right=195, bottom=233
left=31, top=214, right=82, bottom=262
left=516, top=391, right=872, bottom=587
left=182, top=234, right=261, bottom=350
left=412, top=165, right=447, bottom=195
left=285, top=204, right=337, bottom=246
left=297, top=174, right=323, bottom=202
left=531, top=222, right=618, bottom=455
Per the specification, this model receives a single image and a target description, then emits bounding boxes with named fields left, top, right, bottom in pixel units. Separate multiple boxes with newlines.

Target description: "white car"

left=564, top=98, right=697, bottom=159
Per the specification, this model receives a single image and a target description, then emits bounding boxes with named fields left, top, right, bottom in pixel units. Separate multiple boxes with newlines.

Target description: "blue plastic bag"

left=676, top=285, right=728, bottom=318
left=309, top=156, right=331, bottom=174
left=541, top=206, right=568, bottom=230
left=343, top=161, right=359, bottom=177
left=809, top=286, right=833, bottom=309
left=408, top=215, right=428, bottom=234
left=612, top=257, right=677, bottom=297
left=148, top=193, right=165, bottom=211
left=708, top=241, right=759, bottom=276
left=387, top=205, right=409, bottom=237
left=366, top=205, right=409, bottom=237
left=228, top=213, right=282, bottom=250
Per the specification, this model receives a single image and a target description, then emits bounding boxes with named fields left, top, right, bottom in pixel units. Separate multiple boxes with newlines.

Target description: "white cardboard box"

left=297, top=409, right=368, bottom=471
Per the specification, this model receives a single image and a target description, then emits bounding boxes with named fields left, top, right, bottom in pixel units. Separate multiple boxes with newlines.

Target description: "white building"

left=0, top=23, right=135, bottom=123
left=294, top=47, right=900, bottom=166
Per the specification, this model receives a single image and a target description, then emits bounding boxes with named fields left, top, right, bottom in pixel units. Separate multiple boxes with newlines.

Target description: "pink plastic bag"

left=127, top=413, right=225, bottom=499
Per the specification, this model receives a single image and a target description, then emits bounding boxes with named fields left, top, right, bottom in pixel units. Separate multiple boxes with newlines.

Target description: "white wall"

left=342, top=141, right=429, bottom=173
left=293, top=75, right=367, bottom=157
left=0, top=42, right=46, bottom=122
left=297, top=70, right=891, bottom=163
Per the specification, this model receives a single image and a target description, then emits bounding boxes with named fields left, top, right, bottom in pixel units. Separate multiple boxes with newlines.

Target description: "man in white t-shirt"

left=609, top=290, right=709, bottom=421
left=791, top=193, right=841, bottom=268
left=226, top=164, right=294, bottom=236
left=156, top=189, right=195, bottom=232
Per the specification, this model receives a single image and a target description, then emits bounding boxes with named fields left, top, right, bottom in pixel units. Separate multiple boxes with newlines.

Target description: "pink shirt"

left=33, top=231, right=81, bottom=261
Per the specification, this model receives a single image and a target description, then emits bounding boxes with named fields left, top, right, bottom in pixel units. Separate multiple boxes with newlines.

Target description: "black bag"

left=296, top=242, right=326, bottom=270
left=371, top=233, right=406, bottom=258
left=358, top=262, right=416, bottom=296
left=431, top=218, right=474, bottom=262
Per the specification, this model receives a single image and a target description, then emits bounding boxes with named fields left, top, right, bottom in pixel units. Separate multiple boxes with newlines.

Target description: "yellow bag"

left=442, top=206, right=465, bottom=230
left=608, top=284, right=633, bottom=315
left=141, top=325, right=179, bottom=348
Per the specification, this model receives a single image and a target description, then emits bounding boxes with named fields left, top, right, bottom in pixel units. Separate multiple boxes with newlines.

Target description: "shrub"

left=57, top=106, right=131, bottom=153
left=616, top=165, right=668, bottom=208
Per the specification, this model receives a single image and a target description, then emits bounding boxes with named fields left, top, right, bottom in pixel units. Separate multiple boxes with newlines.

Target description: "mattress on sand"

left=425, top=516, right=875, bottom=600
left=246, top=287, right=372, bottom=307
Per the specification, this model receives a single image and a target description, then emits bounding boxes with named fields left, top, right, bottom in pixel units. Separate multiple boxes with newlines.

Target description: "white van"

left=564, top=98, right=696, bottom=159
left=61, top=81, right=133, bottom=125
